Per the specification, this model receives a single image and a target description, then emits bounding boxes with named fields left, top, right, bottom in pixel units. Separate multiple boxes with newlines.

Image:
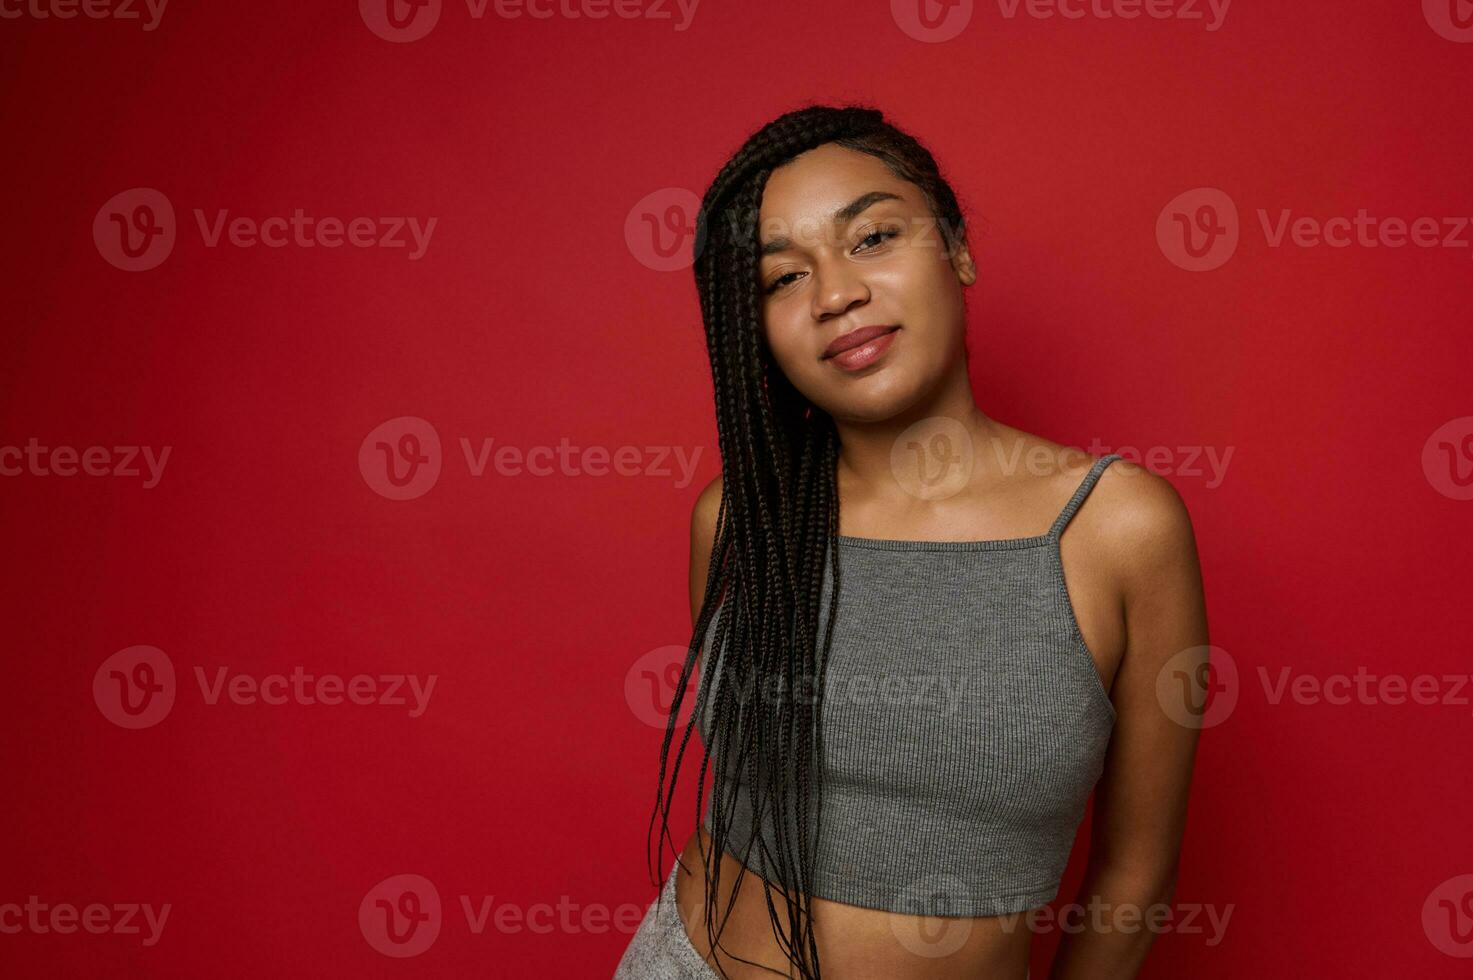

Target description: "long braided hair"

left=646, top=103, right=970, bottom=979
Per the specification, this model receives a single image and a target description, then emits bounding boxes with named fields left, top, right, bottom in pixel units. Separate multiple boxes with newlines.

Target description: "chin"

left=814, top=372, right=933, bottom=425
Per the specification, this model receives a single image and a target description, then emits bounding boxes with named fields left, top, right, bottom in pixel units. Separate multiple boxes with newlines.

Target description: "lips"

left=822, top=324, right=900, bottom=360
left=822, top=325, right=900, bottom=372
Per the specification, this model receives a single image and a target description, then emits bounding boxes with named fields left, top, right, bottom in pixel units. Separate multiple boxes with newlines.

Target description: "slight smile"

left=822, top=325, right=900, bottom=372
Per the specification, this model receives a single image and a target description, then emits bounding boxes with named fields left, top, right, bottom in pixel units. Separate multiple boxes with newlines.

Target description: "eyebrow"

left=758, top=191, right=904, bottom=258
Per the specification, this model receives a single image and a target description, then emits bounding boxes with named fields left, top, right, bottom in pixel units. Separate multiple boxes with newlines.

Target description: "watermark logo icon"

left=360, top=874, right=442, bottom=957
left=94, top=188, right=175, bottom=272
left=1157, top=188, right=1239, bottom=271
left=1422, top=416, right=1473, bottom=500
left=890, top=417, right=974, bottom=500
left=624, top=645, right=699, bottom=728
left=891, top=0, right=973, bottom=42
left=359, top=417, right=442, bottom=500
left=1423, top=874, right=1473, bottom=957
left=624, top=188, right=705, bottom=272
left=93, top=645, right=176, bottom=729
left=1424, top=0, right=1473, bottom=42
left=1155, top=645, right=1237, bottom=729
left=889, top=874, right=973, bottom=957
left=360, top=0, right=442, bottom=41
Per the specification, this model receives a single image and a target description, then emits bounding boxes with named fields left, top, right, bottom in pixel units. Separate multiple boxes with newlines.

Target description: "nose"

left=809, top=253, right=870, bottom=322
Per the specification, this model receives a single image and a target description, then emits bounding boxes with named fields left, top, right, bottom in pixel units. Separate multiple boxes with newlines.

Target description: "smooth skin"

left=672, top=144, right=1207, bottom=979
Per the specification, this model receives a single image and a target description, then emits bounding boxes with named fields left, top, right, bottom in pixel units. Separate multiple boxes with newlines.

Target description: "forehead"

left=757, top=144, right=920, bottom=227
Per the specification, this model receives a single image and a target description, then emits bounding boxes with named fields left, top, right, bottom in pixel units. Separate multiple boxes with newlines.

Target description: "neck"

left=832, top=358, right=999, bottom=495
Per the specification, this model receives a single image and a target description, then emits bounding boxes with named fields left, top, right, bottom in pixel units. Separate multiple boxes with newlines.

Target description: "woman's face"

left=755, top=143, right=976, bottom=424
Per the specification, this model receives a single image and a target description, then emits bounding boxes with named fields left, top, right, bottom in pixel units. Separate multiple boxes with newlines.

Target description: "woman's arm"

left=1049, top=466, right=1209, bottom=979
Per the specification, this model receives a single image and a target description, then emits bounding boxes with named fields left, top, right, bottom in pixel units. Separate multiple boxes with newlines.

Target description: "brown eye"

left=765, top=271, right=802, bottom=295
left=854, top=226, right=901, bottom=252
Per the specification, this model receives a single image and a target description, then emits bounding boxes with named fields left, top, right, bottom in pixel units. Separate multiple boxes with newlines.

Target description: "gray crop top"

left=694, top=453, right=1122, bottom=918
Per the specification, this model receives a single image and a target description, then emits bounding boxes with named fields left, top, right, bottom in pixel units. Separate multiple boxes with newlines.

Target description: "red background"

left=3, top=1, right=1472, bottom=976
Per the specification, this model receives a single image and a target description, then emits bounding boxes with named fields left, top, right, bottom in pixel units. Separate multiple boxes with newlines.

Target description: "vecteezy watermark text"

left=622, top=643, right=973, bottom=728
left=1258, top=666, right=1473, bottom=711
left=886, top=873, right=1232, bottom=958
left=0, top=0, right=167, bottom=30
left=0, top=898, right=171, bottom=946
left=460, top=437, right=701, bottom=487
left=736, top=670, right=969, bottom=714
left=359, top=873, right=647, bottom=958
left=193, top=666, right=436, bottom=717
left=94, top=188, right=437, bottom=271
left=994, top=0, right=1230, bottom=30
left=1, top=438, right=170, bottom=488
left=886, top=421, right=1235, bottom=502
left=193, top=210, right=436, bottom=259
left=359, top=0, right=700, bottom=42
left=93, top=646, right=438, bottom=729
left=1158, top=188, right=1473, bottom=271
left=1152, top=645, right=1473, bottom=729
left=891, top=0, right=1231, bottom=44
left=358, top=417, right=706, bottom=500
left=1000, top=896, right=1233, bottom=945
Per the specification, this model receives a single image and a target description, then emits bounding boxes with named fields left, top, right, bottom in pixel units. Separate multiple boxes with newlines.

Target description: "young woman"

left=615, top=104, right=1207, bottom=980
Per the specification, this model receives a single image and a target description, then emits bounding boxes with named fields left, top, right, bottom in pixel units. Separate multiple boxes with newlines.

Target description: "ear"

left=949, top=238, right=977, bottom=286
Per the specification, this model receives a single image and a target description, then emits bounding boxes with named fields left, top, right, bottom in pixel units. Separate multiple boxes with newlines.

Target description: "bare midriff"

left=671, top=825, right=1034, bottom=980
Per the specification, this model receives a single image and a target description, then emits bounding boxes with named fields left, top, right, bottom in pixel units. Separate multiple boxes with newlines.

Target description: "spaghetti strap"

left=1048, top=453, right=1123, bottom=537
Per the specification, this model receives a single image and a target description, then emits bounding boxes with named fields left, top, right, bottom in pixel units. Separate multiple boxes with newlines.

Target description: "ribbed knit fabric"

left=694, top=453, right=1122, bottom=917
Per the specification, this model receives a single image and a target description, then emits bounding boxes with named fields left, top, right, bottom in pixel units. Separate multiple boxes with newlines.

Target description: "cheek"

left=764, top=329, right=822, bottom=395
left=889, top=248, right=961, bottom=308
left=891, top=257, right=967, bottom=347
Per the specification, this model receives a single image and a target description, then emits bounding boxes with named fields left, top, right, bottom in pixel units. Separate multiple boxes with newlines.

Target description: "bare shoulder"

left=688, top=475, right=724, bottom=622
left=994, top=423, right=1199, bottom=582
left=691, top=474, right=723, bottom=550
left=1082, top=454, right=1201, bottom=594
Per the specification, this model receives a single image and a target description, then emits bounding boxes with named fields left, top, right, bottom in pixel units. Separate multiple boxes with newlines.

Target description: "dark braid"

left=646, top=103, right=970, bottom=979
